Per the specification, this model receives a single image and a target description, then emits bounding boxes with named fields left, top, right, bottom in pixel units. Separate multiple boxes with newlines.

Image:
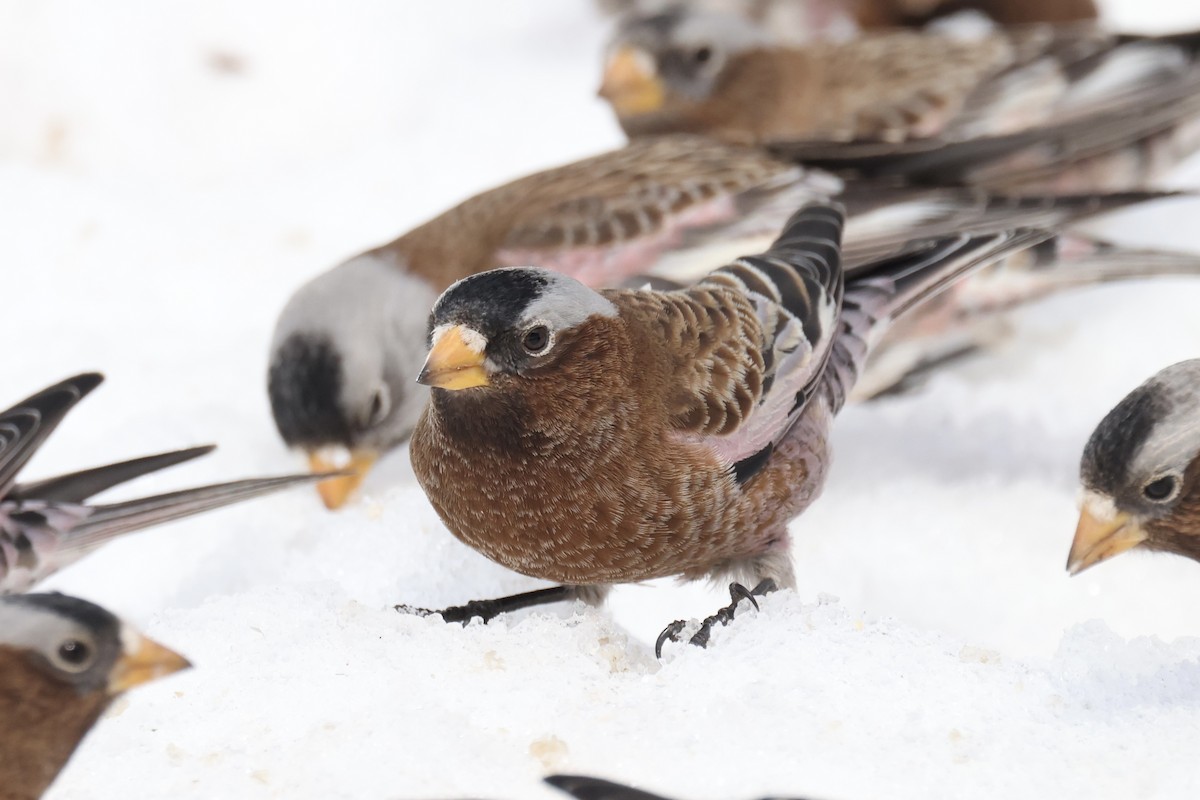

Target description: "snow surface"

left=6, top=0, right=1200, bottom=797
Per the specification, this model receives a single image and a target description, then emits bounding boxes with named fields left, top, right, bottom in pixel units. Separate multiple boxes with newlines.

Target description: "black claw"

left=393, top=604, right=436, bottom=617
left=655, top=620, right=687, bottom=659
left=662, top=580, right=781, bottom=654
left=750, top=578, right=778, bottom=596
left=729, top=581, right=759, bottom=611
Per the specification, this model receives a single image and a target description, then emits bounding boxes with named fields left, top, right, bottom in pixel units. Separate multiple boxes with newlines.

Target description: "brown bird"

left=1067, top=359, right=1200, bottom=575
left=0, top=372, right=326, bottom=593
left=599, top=9, right=1200, bottom=191
left=853, top=0, right=1097, bottom=28
left=595, top=0, right=1097, bottom=39
left=403, top=201, right=1098, bottom=652
left=269, top=133, right=1188, bottom=509
left=0, top=592, right=190, bottom=800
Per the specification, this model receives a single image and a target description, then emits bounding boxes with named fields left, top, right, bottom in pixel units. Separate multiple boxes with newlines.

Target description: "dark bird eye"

left=522, top=325, right=551, bottom=355
left=1143, top=475, right=1178, bottom=502
left=58, top=639, right=91, bottom=666
left=694, top=46, right=713, bottom=64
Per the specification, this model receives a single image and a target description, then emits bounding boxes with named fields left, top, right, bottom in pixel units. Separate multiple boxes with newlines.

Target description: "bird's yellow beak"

left=598, top=46, right=665, bottom=116
left=308, top=449, right=378, bottom=510
left=108, top=631, right=191, bottom=695
left=1066, top=497, right=1148, bottom=575
left=417, top=325, right=490, bottom=391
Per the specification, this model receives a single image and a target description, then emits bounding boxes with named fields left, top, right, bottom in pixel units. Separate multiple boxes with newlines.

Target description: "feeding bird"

left=1068, top=359, right=1200, bottom=575
left=0, top=592, right=190, bottom=800
left=0, top=372, right=326, bottom=594
left=403, top=201, right=1110, bottom=653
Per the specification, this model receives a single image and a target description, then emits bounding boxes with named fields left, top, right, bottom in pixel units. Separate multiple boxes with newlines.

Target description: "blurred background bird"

left=1068, top=359, right=1200, bottom=574
left=0, top=372, right=325, bottom=594
left=594, top=0, right=1099, bottom=43
left=598, top=7, right=1200, bottom=193
left=0, top=592, right=189, bottom=800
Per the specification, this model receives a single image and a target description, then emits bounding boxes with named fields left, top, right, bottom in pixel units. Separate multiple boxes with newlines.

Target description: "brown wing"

left=615, top=285, right=767, bottom=438
left=793, top=31, right=1018, bottom=142
left=392, top=136, right=818, bottom=291
left=606, top=204, right=845, bottom=480
left=496, top=136, right=802, bottom=256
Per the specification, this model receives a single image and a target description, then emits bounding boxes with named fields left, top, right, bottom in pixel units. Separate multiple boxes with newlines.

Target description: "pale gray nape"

left=517, top=270, right=620, bottom=332
left=1129, top=358, right=1200, bottom=487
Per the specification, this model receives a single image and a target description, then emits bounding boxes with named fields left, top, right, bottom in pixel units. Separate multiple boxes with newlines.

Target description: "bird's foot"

left=654, top=579, right=778, bottom=658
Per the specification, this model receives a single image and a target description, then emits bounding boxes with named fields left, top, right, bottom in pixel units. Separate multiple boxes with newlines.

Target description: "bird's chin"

left=1066, top=498, right=1148, bottom=575
left=421, top=365, right=491, bottom=391
left=307, top=447, right=379, bottom=510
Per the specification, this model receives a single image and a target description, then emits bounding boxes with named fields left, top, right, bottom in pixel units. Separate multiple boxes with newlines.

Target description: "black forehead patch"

left=431, top=269, right=549, bottom=340
left=1081, top=382, right=1168, bottom=493
left=267, top=333, right=352, bottom=448
left=5, top=592, right=120, bottom=641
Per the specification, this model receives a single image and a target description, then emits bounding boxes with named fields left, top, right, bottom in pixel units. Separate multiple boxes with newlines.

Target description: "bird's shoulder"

left=605, top=283, right=766, bottom=440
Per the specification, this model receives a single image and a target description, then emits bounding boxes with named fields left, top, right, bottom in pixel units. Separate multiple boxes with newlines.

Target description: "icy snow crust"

left=4, top=0, right=1200, bottom=797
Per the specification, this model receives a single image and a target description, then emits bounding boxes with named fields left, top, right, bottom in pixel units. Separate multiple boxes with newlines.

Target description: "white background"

left=5, top=0, right=1200, bottom=797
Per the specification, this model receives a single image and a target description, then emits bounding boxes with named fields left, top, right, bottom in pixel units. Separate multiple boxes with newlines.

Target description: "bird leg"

left=394, top=585, right=580, bottom=625
left=654, top=579, right=778, bottom=658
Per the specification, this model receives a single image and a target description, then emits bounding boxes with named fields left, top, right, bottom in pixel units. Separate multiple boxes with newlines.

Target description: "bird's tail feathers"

left=931, top=231, right=1200, bottom=316
left=64, top=474, right=328, bottom=551
left=854, top=229, right=1053, bottom=324
left=824, top=229, right=1049, bottom=411
left=839, top=187, right=1183, bottom=269
left=1013, top=233, right=1200, bottom=293
left=544, top=775, right=673, bottom=800
left=9, top=445, right=216, bottom=505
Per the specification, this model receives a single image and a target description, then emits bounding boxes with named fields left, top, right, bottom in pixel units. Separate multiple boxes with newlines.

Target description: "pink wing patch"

left=495, top=194, right=741, bottom=288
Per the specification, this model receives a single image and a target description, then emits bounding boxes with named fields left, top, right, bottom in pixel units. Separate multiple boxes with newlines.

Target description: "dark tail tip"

left=545, top=776, right=671, bottom=800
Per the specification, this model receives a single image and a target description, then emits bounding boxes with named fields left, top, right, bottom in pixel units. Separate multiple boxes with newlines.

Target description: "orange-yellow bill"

left=1066, top=504, right=1147, bottom=575
left=108, top=631, right=191, bottom=695
left=598, top=45, right=665, bottom=116
left=417, top=325, right=490, bottom=391
left=309, top=450, right=378, bottom=510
